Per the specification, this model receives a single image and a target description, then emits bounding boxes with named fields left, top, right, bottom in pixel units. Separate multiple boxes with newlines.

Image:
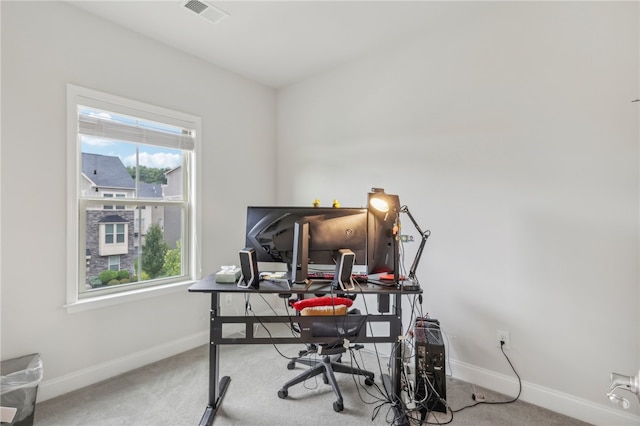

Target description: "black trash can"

left=1, top=354, right=43, bottom=426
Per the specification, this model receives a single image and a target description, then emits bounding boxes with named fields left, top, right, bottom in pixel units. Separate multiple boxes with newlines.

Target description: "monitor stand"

left=290, top=220, right=311, bottom=286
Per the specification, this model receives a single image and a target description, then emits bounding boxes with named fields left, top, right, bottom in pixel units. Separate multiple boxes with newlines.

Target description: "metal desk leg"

left=392, top=292, right=402, bottom=397
left=388, top=292, right=409, bottom=426
left=198, top=292, right=231, bottom=426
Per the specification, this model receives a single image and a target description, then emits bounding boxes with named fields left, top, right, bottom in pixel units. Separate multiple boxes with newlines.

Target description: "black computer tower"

left=414, top=318, right=447, bottom=414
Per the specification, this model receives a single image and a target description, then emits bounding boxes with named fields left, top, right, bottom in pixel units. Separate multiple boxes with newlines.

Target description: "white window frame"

left=66, top=84, right=202, bottom=313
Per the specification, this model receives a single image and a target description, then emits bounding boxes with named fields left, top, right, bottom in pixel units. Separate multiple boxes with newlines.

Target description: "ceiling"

left=68, top=1, right=464, bottom=88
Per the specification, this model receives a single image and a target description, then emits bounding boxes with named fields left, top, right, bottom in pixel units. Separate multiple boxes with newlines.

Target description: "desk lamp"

left=368, top=188, right=429, bottom=291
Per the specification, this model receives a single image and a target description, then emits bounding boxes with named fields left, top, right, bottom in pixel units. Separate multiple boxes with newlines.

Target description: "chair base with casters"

left=277, top=343, right=375, bottom=412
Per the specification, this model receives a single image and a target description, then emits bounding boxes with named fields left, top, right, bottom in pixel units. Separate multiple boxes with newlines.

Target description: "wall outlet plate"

left=497, top=329, right=511, bottom=349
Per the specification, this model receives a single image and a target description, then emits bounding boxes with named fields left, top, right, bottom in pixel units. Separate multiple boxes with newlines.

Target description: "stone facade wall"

left=85, top=210, right=135, bottom=284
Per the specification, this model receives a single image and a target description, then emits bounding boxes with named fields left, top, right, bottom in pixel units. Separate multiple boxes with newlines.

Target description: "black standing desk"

left=189, top=274, right=421, bottom=426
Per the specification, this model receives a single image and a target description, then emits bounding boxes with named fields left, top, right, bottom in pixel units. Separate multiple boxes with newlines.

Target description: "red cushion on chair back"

left=292, top=296, right=354, bottom=311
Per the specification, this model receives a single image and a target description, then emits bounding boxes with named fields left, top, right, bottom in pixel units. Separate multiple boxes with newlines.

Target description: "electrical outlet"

left=225, top=294, right=232, bottom=306
left=496, top=329, right=510, bottom=349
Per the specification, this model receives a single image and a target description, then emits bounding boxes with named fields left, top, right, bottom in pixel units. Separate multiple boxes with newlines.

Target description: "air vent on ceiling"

left=182, top=0, right=229, bottom=24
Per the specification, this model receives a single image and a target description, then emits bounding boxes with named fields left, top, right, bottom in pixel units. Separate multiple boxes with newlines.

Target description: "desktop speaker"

left=414, top=318, right=446, bottom=414
left=238, top=247, right=260, bottom=289
left=332, top=248, right=356, bottom=291
left=291, top=220, right=310, bottom=284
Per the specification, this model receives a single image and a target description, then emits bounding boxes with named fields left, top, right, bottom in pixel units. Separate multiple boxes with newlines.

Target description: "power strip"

left=403, top=362, right=416, bottom=410
left=401, top=387, right=416, bottom=410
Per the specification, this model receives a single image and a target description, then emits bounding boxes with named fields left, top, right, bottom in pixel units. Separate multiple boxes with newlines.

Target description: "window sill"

left=64, top=280, right=196, bottom=314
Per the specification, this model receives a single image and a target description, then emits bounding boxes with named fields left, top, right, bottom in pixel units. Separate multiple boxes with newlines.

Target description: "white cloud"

left=82, top=136, right=114, bottom=148
left=122, top=152, right=181, bottom=169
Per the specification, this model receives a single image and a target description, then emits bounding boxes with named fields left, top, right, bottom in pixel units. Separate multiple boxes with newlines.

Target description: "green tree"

left=127, top=166, right=169, bottom=184
left=142, top=224, right=168, bottom=279
left=163, top=241, right=182, bottom=277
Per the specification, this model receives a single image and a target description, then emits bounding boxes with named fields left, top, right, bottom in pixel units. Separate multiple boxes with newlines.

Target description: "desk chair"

left=277, top=298, right=374, bottom=412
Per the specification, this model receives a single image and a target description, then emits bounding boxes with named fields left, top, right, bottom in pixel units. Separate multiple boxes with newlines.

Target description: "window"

left=108, top=256, right=121, bottom=271
left=103, top=193, right=125, bottom=210
left=66, top=85, right=201, bottom=311
left=99, top=221, right=127, bottom=256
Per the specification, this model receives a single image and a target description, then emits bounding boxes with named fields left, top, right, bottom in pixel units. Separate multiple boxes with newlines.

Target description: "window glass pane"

left=105, top=224, right=113, bottom=244
left=108, top=256, right=120, bottom=271
left=103, top=193, right=114, bottom=210
left=84, top=203, right=184, bottom=292
left=80, top=139, right=183, bottom=201
left=138, top=206, right=184, bottom=281
left=116, top=224, right=125, bottom=243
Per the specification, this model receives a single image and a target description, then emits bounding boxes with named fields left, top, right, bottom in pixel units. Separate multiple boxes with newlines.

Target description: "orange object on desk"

left=379, top=273, right=406, bottom=281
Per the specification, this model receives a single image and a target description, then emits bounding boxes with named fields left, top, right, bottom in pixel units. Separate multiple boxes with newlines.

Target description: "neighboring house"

left=163, top=166, right=182, bottom=199
left=162, top=166, right=182, bottom=249
left=136, top=181, right=165, bottom=250
left=82, top=153, right=135, bottom=285
left=81, top=152, right=136, bottom=199
left=81, top=153, right=167, bottom=286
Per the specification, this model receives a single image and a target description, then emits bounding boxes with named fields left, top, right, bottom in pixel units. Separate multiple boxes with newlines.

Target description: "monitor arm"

left=400, top=205, right=430, bottom=286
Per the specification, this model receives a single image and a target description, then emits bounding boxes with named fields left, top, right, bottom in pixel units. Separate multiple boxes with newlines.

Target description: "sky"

left=82, top=137, right=182, bottom=170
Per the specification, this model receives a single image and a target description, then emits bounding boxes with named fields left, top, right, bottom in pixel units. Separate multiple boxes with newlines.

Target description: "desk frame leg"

left=198, top=292, right=231, bottom=426
left=387, top=292, right=410, bottom=426
left=198, top=376, right=231, bottom=426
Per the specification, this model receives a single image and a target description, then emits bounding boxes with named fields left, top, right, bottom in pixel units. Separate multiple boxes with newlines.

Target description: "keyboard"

left=306, top=272, right=368, bottom=282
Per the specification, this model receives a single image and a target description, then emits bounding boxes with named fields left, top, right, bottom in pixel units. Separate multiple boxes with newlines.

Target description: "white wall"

left=277, top=2, right=639, bottom=425
left=1, top=2, right=276, bottom=400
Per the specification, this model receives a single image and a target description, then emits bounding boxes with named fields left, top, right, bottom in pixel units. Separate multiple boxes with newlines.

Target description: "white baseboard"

left=37, top=330, right=209, bottom=403
left=449, top=359, right=640, bottom=426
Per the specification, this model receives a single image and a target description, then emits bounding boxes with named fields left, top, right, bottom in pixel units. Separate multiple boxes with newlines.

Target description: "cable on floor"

left=449, top=341, right=522, bottom=416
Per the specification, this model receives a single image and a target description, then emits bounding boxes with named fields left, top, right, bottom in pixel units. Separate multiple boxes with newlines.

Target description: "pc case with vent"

left=414, top=318, right=447, bottom=414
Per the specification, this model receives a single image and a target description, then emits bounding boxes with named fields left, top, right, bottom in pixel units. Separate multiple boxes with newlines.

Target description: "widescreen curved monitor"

left=244, top=206, right=394, bottom=275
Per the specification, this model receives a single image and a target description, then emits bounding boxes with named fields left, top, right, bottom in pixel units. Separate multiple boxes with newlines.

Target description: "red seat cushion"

left=292, top=296, right=354, bottom=311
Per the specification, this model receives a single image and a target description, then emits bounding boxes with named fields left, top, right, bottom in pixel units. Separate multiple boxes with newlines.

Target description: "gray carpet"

left=35, top=344, right=591, bottom=426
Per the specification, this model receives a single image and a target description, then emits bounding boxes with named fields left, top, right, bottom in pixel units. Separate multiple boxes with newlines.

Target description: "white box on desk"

left=215, top=267, right=241, bottom=283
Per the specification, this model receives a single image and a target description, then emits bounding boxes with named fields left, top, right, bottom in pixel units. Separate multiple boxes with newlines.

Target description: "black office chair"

left=277, top=312, right=374, bottom=412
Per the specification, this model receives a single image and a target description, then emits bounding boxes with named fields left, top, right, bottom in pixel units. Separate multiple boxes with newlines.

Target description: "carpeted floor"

left=35, top=343, right=591, bottom=426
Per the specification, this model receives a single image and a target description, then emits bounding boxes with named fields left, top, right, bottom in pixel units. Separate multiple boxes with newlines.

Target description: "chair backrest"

left=307, top=315, right=367, bottom=341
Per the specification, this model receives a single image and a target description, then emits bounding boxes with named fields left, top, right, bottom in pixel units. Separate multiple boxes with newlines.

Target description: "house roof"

left=138, top=182, right=163, bottom=198
left=165, top=165, right=181, bottom=176
left=98, top=215, right=129, bottom=223
left=82, top=153, right=134, bottom=189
